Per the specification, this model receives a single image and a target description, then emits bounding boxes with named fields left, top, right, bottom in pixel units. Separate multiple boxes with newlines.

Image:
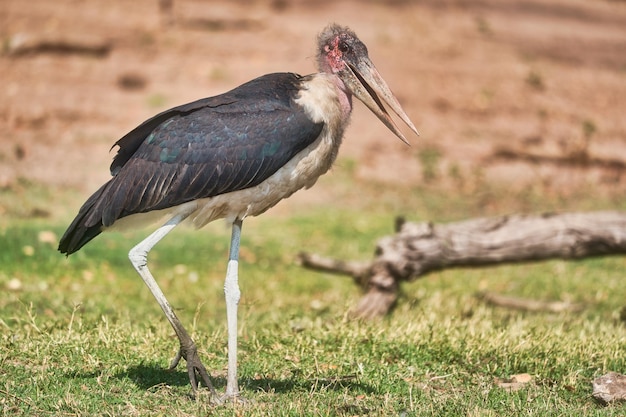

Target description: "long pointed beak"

left=343, top=57, right=419, bottom=145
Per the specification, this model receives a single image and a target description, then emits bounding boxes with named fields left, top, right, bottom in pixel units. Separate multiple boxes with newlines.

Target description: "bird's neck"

left=297, top=73, right=353, bottom=128
left=329, top=74, right=353, bottom=121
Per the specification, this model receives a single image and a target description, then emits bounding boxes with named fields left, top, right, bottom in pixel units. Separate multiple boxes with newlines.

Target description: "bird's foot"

left=219, top=392, right=249, bottom=405
left=169, top=343, right=218, bottom=400
left=217, top=381, right=252, bottom=405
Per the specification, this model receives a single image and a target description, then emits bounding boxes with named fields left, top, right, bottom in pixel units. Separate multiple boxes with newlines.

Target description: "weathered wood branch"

left=478, top=291, right=584, bottom=313
left=297, top=253, right=371, bottom=286
left=298, top=211, right=626, bottom=319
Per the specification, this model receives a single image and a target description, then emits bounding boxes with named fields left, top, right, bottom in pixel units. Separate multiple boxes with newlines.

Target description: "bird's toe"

left=168, top=348, right=184, bottom=370
left=219, top=392, right=250, bottom=405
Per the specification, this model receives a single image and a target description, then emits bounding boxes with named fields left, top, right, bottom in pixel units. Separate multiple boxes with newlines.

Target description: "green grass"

left=1, top=178, right=626, bottom=415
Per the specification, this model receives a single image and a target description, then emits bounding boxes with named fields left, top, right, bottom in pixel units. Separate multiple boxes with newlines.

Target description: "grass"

left=1, top=174, right=626, bottom=416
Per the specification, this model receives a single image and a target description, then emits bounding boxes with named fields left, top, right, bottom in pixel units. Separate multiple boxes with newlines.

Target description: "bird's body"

left=59, top=24, right=418, bottom=402
left=59, top=72, right=351, bottom=253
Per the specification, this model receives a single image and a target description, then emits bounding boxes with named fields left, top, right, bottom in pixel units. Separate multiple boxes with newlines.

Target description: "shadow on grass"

left=115, top=362, right=213, bottom=390
left=109, top=362, right=377, bottom=395
left=247, top=376, right=377, bottom=395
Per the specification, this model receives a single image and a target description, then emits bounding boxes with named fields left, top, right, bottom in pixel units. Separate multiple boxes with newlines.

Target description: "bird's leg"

left=128, top=211, right=218, bottom=400
left=223, top=219, right=243, bottom=401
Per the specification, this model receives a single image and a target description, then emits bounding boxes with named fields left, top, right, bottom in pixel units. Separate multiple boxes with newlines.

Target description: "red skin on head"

left=323, top=36, right=345, bottom=74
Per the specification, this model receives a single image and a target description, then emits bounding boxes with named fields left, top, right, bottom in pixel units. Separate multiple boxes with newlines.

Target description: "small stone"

left=592, top=372, right=626, bottom=405
left=6, top=278, right=23, bottom=291
left=38, top=230, right=57, bottom=244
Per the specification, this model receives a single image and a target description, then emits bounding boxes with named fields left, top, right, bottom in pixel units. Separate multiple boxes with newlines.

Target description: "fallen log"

left=298, top=211, right=626, bottom=319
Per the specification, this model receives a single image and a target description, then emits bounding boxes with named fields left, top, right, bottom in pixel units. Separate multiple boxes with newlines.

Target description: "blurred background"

left=1, top=0, right=626, bottom=223
left=2, top=3, right=626, bottom=412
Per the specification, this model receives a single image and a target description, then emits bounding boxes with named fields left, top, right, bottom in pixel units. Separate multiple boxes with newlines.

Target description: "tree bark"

left=298, top=211, right=626, bottom=319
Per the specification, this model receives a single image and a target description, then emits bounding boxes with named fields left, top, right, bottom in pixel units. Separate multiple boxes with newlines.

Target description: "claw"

left=169, top=343, right=219, bottom=400
left=168, top=348, right=183, bottom=370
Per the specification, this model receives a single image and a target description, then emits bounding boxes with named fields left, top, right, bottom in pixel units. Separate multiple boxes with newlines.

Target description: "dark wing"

left=59, top=72, right=323, bottom=255
left=111, top=72, right=313, bottom=175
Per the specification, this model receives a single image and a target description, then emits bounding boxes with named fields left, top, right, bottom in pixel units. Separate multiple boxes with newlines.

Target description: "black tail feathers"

left=58, top=185, right=108, bottom=255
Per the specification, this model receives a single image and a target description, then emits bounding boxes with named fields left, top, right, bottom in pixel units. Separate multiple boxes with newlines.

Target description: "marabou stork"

left=58, top=23, right=419, bottom=401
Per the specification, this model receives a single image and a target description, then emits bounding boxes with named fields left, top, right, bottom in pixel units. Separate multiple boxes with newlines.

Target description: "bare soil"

left=1, top=0, right=626, bottom=219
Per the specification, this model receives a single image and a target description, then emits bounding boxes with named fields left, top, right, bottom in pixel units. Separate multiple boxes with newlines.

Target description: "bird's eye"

left=338, top=41, right=350, bottom=53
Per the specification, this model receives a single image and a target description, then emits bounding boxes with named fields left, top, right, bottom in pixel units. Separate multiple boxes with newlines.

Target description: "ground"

left=1, top=0, right=626, bottom=220
left=2, top=2, right=626, bottom=414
